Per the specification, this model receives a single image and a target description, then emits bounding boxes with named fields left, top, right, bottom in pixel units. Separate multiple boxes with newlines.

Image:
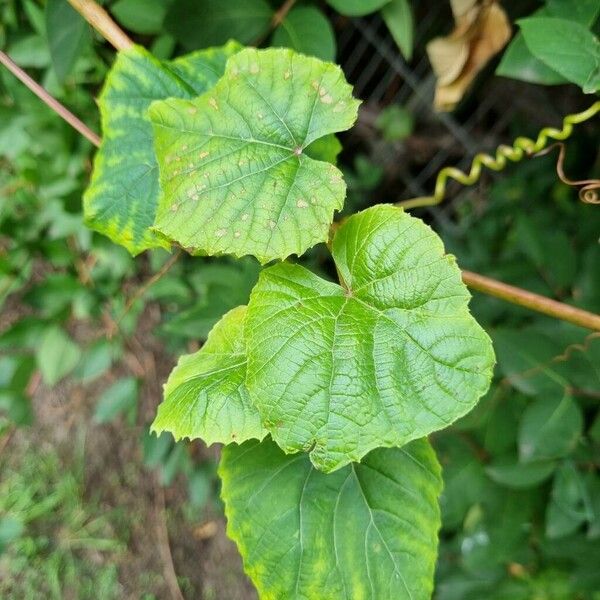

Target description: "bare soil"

left=3, top=300, right=257, bottom=600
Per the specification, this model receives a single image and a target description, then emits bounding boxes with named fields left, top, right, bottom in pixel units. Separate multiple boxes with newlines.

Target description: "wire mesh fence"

left=332, top=2, right=588, bottom=230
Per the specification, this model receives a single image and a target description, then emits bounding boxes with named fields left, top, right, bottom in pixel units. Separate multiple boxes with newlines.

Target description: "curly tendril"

left=399, top=101, right=600, bottom=209
left=537, top=142, right=599, bottom=205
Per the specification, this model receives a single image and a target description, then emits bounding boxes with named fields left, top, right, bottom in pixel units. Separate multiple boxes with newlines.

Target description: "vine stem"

left=0, top=50, right=100, bottom=147
left=68, top=0, right=133, bottom=51
left=462, top=270, right=600, bottom=331
left=272, top=0, right=297, bottom=28
left=254, top=0, right=297, bottom=46
left=2, top=32, right=598, bottom=332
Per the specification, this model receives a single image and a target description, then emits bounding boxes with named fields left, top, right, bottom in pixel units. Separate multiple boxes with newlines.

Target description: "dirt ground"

left=2, top=298, right=257, bottom=600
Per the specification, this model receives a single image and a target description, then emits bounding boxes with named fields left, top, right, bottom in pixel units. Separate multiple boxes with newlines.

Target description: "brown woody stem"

left=0, top=50, right=101, bottom=147
left=4, top=28, right=596, bottom=333
left=68, top=0, right=133, bottom=51
left=272, top=0, right=297, bottom=28
left=462, top=270, right=600, bottom=331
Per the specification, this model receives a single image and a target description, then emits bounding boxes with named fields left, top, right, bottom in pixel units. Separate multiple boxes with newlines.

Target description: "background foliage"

left=0, top=0, right=598, bottom=598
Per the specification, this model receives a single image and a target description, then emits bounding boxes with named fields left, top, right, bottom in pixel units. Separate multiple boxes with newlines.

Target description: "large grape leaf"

left=245, top=205, right=495, bottom=472
left=84, top=41, right=242, bottom=255
left=149, top=47, right=360, bottom=264
left=152, top=306, right=266, bottom=445
left=220, top=437, right=442, bottom=600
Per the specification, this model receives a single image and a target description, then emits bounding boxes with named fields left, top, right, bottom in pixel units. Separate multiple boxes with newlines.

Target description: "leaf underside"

left=220, top=437, right=442, bottom=600
left=84, top=41, right=242, bottom=255
left=245, top=205, right=495, bottom=472
left=152, top=306, right=267, bottom=445
left=149, top=46, right=360, bottom=264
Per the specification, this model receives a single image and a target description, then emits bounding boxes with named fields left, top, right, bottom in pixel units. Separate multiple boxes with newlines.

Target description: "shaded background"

left=1, top=0, right=599, bottom=598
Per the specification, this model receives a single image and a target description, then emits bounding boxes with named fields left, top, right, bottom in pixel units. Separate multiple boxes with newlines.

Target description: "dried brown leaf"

left=427, top=1, right=511, bottom=111
left=450, top=0, right=478, bottom=19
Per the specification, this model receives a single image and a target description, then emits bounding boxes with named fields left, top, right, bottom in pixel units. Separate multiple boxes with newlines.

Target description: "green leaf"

left=84, top=42, right=242, bottom=255
left=478, top=391, right=528, bottom=457
left=161, top=259, right=260, bottom=339
left=151, top=34, right=176, bottom=60
left=486, top=459, right=556, bottom=489
left=497, top=33, right=566, bottom=86
left=150, top=47, right=360, bottom=264
left=220, top=437, right=442, bottom=600
left=587, top=475, right=600, bottom=538
left=518, top=17, right=600, bottom=93
left=159, top=442, right=191, bottom=485
left=142, top=429, right=173, bottom=467
left=272, top=6, right=336, bottom=62
left=245, top=205, right=495, bottom=472
left=35, top=326, right=80, bottom=386
left=74, top=340, right=117, bottom=383
left=0, top=356, right=34, bottom=391
left=492, top=327, right=566, bottom=395
left=304, top=133, right=343, bottom=164
left=167, top=43, right=245, bottom=90
left=165, top=0, right=273, bottom=49
left=514, top=213, right=576, bottom=284
left=152, top=306, right=267, bottom=445
left=545, top=0, right=600, bottom=25
left=458, top=487, right=539, bottom=574
left=375, top=104, right=414, bottom=142
left=519, top=395, right=583, bottom=463
left=23, top=0, right=46, bottom=35
left=0, top=392, right=33, bottom=426
left=45, top=0, right=91, bottom=83
left=94, top=377, right=139, bottom=424
left=546, top=462, right=590, bottom=538
left=8, top=35, right=50, bottom=68
left=590, top=410, right=600, bottom=444
left=111, top=0, right=170, bottom=35
left=434, top=432, right=489, bottom=529
left=24, top=273, right=84, bottom=317
left=0, top=317, right=47, bottom=351
left=326, top=0, right=391, bottom=17
left=382, top=0, right=414, bottom=60
left=188, top=468, right=212, bottom=509
left=497, top=0, right=600, bottom=85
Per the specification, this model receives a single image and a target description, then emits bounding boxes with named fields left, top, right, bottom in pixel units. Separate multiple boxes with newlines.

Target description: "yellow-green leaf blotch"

left=149, top=47, right=361, bottom=264
left=84, top=41, right=242, bottom=255
left=220, top=437, right=442, bottom=600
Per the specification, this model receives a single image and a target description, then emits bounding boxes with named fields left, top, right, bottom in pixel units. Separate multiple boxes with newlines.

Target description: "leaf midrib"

left=152, top=121, right=296, bottom=153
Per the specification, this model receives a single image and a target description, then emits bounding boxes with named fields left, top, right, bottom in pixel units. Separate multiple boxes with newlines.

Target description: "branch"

left=271, top=0, right=297, bottom=28
left=255, top=0, right=297, bottom=46
left=462, top=270, right=600, bottom=331
left=153, top=479, right=185, bottom=600
left=4, top=40, right=597, bottom=332
left=0, top=51, right=100, bottom=147
left=68, top=0, right=133, bottom=51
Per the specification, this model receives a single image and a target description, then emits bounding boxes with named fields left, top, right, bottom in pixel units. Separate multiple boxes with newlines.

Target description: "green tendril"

left=400, top=101, right=600, bottom=209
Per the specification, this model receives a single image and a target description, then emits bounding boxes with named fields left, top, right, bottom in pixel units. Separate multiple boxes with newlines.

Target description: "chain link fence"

left=332, top=2, right=587, bottom=230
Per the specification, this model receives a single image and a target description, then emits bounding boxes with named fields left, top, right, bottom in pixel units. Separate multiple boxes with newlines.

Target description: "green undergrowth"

left=0, top=443, right=122, bottom=599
